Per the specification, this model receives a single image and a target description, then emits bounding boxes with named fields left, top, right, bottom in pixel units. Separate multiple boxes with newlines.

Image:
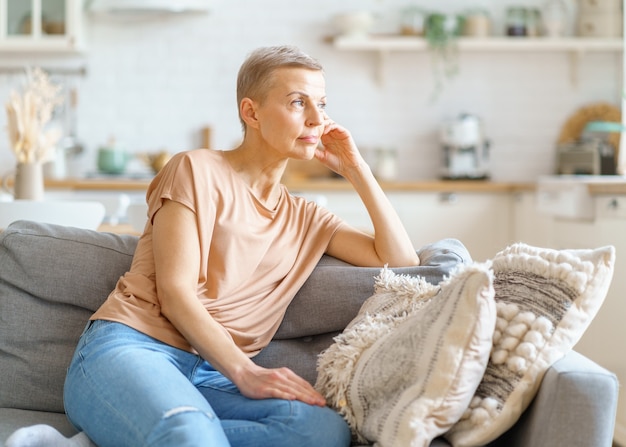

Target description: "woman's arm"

left=152, top=199, right=326, bottom=406
left=316, top=121, right=420, bottom=268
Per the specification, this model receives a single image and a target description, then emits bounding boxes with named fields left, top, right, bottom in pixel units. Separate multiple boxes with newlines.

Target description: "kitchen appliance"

left=557, top=140, right=615, bottom=175
left=557, top=121, right=622, bottom=175
left=440, top=113, right=490, bottom=180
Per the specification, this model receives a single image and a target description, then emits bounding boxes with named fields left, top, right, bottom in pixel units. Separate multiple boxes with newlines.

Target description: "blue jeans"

left=64, top=320, right=351, bottom=447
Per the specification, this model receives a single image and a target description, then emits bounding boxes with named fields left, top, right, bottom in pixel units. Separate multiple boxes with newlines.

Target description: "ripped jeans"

left=64, top=320, right=350, bottom=447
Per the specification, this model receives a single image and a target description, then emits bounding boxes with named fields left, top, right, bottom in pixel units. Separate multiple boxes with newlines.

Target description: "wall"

left=0, top=0, right=622, bottom=181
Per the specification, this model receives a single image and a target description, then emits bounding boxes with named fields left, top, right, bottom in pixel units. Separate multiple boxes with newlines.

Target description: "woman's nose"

left=306, top=107, right=324, bottom=127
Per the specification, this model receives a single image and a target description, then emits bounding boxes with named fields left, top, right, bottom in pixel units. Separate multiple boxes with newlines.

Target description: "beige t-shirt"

left=92, top=149, right=344, bottom=357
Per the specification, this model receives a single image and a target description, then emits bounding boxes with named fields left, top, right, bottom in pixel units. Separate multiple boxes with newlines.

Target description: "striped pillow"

left=445, top=243, right=615, bottom=447
left=316, top=263, right=496, bottom=447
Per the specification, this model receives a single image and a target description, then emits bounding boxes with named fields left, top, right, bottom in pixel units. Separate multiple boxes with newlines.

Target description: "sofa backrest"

left=0, top=221, right=138, bottom=413
left=274, top=237, right=471, bottom=339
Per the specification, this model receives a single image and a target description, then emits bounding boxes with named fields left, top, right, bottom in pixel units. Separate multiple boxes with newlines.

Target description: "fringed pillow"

left=316, top=263, right=496, bottom=447
left=445, top=243, right=615, bottom=447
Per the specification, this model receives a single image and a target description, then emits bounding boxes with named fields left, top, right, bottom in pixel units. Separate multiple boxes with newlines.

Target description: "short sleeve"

left=145, top=152, right=199, bottom=222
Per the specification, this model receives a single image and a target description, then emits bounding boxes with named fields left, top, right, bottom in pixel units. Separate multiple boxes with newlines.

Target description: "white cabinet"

left=389, top=191, right=512, bottom=262
left=0, top=0, right=83, bottom=52
left=511, top=191, right=552, bottom=247
left=314, top=190, right=372, bottom=232
left=306, top=189, right=513, bottom=263
left=543, top=194, right=626, bottom=445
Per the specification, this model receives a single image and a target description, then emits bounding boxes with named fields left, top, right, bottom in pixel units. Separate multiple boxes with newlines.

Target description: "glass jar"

left=400, top=6, right=426, bottom=36
left=463, top=9, right=491, bottom=37
left=506, top=7, right=528, bottom=36
left=526, top=8, right=542, bottom=37
left=373, top=147, right=398, bottom=181
left=542, top=0, right=568, bottom=37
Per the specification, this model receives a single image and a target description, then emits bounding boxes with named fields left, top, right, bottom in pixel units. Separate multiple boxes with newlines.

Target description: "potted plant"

left=424, top=12, right=464, bottom=100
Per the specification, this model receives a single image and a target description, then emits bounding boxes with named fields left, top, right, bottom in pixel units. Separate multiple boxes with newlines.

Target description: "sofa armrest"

left=488, top=350, right=618, bottom=447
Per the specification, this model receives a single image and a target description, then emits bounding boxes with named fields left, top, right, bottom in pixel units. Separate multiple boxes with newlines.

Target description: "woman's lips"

left=299, top=135, right=319, bottom=144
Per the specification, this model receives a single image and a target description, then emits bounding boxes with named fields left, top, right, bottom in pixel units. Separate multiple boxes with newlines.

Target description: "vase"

left=542, top=0, right=568, bottom=37
left=2, top=162, right=45, bottom=200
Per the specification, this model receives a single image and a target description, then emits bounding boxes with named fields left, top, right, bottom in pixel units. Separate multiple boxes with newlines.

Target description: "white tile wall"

left=0, top=0, right=622, bottom=181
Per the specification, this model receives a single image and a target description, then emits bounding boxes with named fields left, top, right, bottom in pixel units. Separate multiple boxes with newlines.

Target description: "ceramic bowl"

left=333, top=11, right=374, bottom=38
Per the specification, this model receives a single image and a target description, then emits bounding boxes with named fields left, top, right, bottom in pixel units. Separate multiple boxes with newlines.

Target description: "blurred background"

left=0, top=0, right=621, bottom=181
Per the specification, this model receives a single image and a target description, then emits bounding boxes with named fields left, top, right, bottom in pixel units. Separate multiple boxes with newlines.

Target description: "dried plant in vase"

left=5, top=67, right=64, bottom=164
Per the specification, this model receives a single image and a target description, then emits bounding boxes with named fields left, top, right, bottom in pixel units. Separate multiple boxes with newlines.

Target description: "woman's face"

left=251, top=67, right=327, bottom=160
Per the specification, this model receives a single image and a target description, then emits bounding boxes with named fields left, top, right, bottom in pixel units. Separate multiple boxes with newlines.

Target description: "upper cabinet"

left=0, top=0, right=83, bottom=53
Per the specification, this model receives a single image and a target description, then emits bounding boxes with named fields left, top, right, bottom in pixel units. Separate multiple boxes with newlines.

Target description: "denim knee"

left=146, top=406, right=230, bottom=447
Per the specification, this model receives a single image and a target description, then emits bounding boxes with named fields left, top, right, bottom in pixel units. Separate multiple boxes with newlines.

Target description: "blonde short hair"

left=236, top=45, right=323, bottom=130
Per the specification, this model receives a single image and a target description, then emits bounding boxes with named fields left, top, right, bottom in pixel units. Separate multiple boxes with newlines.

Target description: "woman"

left=7, top=45, right=419, bottom=447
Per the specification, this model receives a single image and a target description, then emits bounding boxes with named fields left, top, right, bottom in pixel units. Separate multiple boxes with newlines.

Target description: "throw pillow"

left=445, top=243, right=615, bottom=447
left=316, top=263, right=497, bottom=447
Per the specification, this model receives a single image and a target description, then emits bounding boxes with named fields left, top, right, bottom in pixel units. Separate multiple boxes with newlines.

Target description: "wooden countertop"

left=45, top=178, right=152, bottom=191
left=45, top=177, right=536, bottom=193
left=586, top=183, right=626, bottom=195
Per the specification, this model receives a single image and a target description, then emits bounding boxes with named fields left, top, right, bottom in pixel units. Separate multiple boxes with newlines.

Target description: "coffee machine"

left=440, top=113, right=490, bottom=180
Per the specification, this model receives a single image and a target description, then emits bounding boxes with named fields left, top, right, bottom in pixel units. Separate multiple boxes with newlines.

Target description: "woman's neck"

left=223, top=141, right=287, bottom=207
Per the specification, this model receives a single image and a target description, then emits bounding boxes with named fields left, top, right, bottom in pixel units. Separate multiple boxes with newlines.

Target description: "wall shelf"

left=331, top=35, right=623, bottom=87
left=332, top=35, right=623, bottom=53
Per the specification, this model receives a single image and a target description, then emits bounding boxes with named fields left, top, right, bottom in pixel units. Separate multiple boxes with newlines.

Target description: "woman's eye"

left=292, top=99, right=304, bottom=107
left=318, top=103, right=327, bottom=111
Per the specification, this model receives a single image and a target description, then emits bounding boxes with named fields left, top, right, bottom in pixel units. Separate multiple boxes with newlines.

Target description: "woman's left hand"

left=316, top=117, right=366, bottom=179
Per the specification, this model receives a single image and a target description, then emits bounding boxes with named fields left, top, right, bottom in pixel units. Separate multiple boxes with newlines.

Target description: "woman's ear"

left=240, top=98, right=260, bottom=130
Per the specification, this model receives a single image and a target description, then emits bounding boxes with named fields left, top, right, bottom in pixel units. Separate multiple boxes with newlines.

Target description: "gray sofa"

left=0, top=220, right=619, bottom=447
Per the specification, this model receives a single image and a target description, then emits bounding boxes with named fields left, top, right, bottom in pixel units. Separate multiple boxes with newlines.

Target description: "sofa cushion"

left=0, top=221, right=138, bottom=412
left=445, top=243, right=615, bottom=447
left=316, top=263, right=496, bottom=447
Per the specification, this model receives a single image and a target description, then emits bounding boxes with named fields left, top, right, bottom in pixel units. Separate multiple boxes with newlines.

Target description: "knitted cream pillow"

left=445, top=243, right=615, bottom=447
left=316, top=263, right=497, bottom=447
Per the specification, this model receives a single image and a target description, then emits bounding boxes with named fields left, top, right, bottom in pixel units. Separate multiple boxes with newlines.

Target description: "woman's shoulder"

left=171, top=148, right=225, bottom=164
left=163, top=149, right=228, bottom=175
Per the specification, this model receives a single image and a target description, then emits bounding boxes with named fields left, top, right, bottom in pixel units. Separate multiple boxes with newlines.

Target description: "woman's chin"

left=290, top=146, right=317, bottom=161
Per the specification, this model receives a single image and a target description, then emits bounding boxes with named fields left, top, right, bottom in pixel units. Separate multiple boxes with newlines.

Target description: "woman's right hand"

left=233, top=363, right=327, bottom=407
left=316, top=117, right=367, bottom=181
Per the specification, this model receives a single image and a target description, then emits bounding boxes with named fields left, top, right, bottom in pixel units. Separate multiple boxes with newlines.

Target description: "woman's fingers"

left=239, top=365, right=326, bottom=406
left=268, top=368, right=326, bottom=406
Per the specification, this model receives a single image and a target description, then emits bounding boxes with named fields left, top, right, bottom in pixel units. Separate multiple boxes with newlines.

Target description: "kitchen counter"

left=586, top=182, right=626, bottom=195
left=45, top=178, right=153, bottom=191
left=44, top=176, right=626, bottom=195
left=45, top=177, right=536, bottom=193
left=538, top=175, right=626, bottom=196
